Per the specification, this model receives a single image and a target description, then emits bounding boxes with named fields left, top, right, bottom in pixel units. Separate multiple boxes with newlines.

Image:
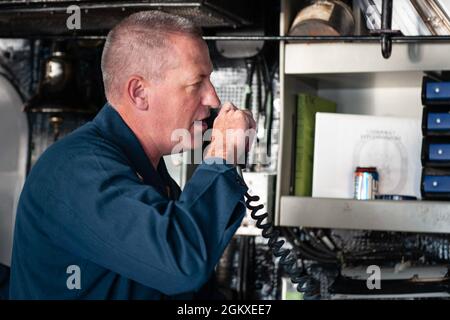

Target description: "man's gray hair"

left=101, top=10, right=202, bottom=103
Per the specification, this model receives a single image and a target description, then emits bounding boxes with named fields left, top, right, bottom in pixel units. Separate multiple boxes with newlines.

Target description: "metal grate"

left=0, top=0, right=256, bottom=37
left=210, top=64, right=280, bottom=171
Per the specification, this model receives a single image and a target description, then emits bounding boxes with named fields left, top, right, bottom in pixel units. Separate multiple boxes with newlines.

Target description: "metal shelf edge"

left=279, top=196, right=450, bottom=234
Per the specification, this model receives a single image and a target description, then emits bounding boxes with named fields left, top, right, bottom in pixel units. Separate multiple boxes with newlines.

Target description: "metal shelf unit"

left=275, top=0, right=450, bottom=233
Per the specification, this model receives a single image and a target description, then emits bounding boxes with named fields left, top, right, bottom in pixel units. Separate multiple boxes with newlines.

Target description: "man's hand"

left=204, top=102, right=256, bottom=165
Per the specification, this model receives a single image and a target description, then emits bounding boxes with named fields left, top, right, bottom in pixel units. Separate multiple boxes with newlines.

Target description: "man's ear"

left=127, top=76, right=149, bottom=111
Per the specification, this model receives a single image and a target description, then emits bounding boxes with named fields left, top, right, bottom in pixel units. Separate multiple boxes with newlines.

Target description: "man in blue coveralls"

left=9, top=10, right=256, bottom=299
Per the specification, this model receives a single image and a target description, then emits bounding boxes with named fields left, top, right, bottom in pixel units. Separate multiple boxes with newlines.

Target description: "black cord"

left=244, top=59, right=256, bottom=111
left=260, top=55, right=274, bottom=157
left=297, top=228, right=339, bottom=259
left=255, top=57, right=263, bottom=115
left=286, top=228, right=338, bottom=263
left=241, top=188, right=321, bottom=299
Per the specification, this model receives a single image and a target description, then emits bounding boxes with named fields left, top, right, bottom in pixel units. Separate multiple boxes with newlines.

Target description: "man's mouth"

left=192, top=117, right=210, bottom=131
left=202, top=120, right=208, bottom=130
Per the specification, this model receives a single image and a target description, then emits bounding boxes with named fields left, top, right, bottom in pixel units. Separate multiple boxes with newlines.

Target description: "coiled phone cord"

left=236, top=167, right=321, bottom=299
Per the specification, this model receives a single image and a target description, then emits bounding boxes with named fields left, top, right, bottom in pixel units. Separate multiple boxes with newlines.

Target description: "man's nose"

left=202, top=80, right=221, bottom=109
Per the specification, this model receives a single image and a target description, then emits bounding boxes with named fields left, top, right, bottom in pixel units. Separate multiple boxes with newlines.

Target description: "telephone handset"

left=204, top=106, right=320, bottom=299
left=203, top=106, right=250, bottom=168
left=204, top=107, right=219, bottom=131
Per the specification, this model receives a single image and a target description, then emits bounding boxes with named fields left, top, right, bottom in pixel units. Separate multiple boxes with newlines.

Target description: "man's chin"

left=190, top=128, right=206, bottom=143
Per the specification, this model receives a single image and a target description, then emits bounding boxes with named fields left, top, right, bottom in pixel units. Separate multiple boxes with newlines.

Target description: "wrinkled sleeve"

left=41, top=150, right=247, bottom=296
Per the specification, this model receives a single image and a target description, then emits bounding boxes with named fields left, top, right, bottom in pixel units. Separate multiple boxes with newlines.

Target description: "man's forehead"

left=190, top=60, right=213, bottom=75
left=172, top=41, right=212, bottom=73
left=170, top=34, right=208, bottom=58
left=178, top=64, right=211, bottom=83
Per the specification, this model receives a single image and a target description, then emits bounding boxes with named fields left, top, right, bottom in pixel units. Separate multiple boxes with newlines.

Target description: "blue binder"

left=426, top=82, right=450, bottom=102
left=429, top=143, right=450, bottom=161
left=422, top=76, right=450, bottom=105
left=427, top=113, right=450, bottom=131
left=423, top=175, right=450, bottom=193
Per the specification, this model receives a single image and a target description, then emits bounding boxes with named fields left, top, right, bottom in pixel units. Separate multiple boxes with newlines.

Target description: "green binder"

left=295, top=94, right=336, bottom=196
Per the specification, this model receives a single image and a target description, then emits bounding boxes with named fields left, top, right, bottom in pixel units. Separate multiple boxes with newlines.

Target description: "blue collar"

left=92, top=103, right=179, bottom=199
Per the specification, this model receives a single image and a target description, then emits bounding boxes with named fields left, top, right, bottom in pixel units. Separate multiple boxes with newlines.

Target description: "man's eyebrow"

left=190, top=73, right=209, bottom=82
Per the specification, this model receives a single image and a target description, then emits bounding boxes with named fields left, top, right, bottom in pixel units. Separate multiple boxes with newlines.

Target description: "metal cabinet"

left=275, top=0, right=450, bottom=233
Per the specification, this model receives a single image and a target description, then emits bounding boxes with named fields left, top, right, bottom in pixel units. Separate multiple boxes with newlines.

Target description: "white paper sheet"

left=312, top=113, right=422, bottom=199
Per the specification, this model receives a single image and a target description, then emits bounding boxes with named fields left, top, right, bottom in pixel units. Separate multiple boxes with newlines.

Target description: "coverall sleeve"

left=41, top=149, right=248, bottom=295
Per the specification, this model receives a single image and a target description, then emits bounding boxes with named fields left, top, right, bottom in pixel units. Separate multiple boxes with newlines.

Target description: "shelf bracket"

left=381, top=0, right=393, bottom=59
left=370, top=0, right=401, bottom=59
